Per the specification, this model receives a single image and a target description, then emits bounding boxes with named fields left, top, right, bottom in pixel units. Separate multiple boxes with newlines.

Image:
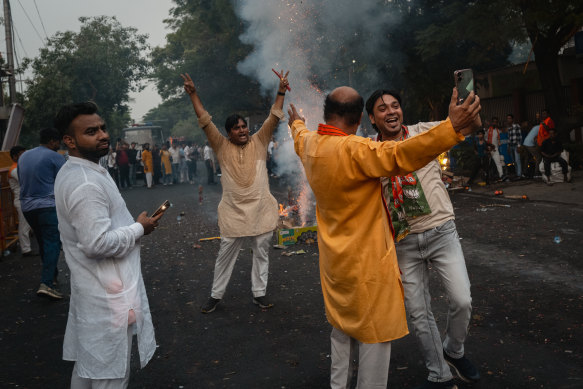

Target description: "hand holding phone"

left=152, top=200, right=171, bottom=217
left=454, top=69, right=474, bottom=105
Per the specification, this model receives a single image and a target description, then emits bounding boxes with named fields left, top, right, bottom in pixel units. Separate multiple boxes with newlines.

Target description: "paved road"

left=1, top=171, right=581, bottom=388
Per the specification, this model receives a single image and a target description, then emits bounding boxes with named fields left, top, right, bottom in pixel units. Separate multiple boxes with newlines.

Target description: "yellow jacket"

left=160, top=150, right=172, bottom=174
left=291, top=120, right=463, bottom=343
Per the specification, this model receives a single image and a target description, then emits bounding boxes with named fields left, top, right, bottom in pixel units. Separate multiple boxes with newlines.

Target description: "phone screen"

left=454, top=69, right=474, bottom=105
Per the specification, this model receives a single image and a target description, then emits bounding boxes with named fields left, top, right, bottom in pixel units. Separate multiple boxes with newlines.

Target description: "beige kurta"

left=198, top=106, right=284, bottom=238
left=291, top=120, right=464, bottom=344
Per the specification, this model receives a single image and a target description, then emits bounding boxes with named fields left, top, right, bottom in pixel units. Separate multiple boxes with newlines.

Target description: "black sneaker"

left=201, top=297, right=220, bottom=313
left=252, top=296, right=274, bottom=309
left=443, top=351, right=480, bottom=383
left=414, top=379, right=458, bottom=389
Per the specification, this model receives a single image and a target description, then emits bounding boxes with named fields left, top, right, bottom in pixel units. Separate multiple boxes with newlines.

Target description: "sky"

left=5, top=0, right=174, bottom=122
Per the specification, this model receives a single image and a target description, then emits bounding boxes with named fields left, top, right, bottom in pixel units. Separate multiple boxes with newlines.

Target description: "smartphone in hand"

left=454, top=69, right=474, bottom=105
left=151, top=200, right=171, bottom=217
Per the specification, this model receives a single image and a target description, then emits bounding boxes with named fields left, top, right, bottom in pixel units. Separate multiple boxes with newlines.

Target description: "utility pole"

left=0, top=0, right=24, bottom=150
left=3, top=0, right=16, bottom=103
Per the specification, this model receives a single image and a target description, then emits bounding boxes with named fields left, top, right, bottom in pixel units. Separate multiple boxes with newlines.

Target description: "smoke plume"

left=235, top=0, right=397, bottom=224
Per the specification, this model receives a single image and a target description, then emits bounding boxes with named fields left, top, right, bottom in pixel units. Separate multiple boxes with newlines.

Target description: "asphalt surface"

left=1, top=167, right=582, bottom=388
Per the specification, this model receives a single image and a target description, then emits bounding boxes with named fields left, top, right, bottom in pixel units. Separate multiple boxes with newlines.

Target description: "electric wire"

left=15, top=0, right=45, bottom=45
left=32, top=0, right=48, bottom=41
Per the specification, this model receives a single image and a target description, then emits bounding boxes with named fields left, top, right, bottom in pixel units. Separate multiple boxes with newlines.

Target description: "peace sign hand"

left=272, top=69, right=291, bottom=92
left=181, top=73, right=196, bottom=95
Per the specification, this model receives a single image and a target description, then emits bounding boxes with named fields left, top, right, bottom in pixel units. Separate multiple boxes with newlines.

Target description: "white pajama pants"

left=14, top=202, right=32, bottom=253
left=70, top=326, right=133, bottom=389
left=330, top=327, right=392, bottom=389
left=145, top=172, right=152, bottom=188
left=210, top=231, right=272, bottom=299
left=490, top=149, right=504, bottom=178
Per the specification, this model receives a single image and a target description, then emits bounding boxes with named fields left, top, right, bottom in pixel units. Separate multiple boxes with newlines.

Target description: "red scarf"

left=317, top=123, right=349, bottom=136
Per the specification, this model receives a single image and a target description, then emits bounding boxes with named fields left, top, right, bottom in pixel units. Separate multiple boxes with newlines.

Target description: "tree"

left=19, top=16, right=151, bottom=146
left=413, top=0, right=583, bottom=134
left=517, top=0, right=583, bottom=134
left=405, top=0, right=517, bottom=120
left=150, top=0, right=267, bottom=128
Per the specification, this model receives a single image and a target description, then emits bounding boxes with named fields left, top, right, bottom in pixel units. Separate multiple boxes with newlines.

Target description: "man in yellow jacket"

left=288, top=86, right=481, bottom=388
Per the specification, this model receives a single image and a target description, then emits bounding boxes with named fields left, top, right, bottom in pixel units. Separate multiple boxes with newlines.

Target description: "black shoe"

left=201, top=297, right=220, bottom=313
left=414, top=379, right=458, bottom=389
left=444, top=351, right=480, bottom=383
left=253, top=296, right=274, bottom=309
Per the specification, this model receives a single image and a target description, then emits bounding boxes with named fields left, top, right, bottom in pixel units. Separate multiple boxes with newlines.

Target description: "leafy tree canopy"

left=148, top=0, right=268, bottom=137
left=150, top=0, right=583, bottom=136
left=19, top=16, right=151, bottom=146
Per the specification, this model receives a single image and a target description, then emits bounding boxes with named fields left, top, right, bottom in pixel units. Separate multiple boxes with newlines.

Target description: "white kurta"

left=55, top=156, right=156, bottom=379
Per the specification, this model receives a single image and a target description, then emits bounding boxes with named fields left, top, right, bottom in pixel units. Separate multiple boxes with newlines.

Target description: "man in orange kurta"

left=536, top=109, right=555, bottom=147
left=289, top=86, right=481, bottom=388
left=141, top=144, right=153, bottom=188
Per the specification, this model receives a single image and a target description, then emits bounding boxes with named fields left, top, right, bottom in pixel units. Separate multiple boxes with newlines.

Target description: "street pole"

left=3, top=0, right=17, bottom=104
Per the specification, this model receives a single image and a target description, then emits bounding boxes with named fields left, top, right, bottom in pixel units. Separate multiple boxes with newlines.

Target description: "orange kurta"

left=537, top=117, right=555, bottom=147
left=142, top=150, right=153, bottom=173
left=291, top=119, right=463, bottom=344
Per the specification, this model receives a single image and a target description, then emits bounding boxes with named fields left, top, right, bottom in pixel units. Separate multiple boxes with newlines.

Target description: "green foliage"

left=20, top=16, right=151, bottom=146
left=148, top=0, right=582, bottom=134
left=150, top=0, right=266, bottom=129
left=172, top=118, right=206, bottom=144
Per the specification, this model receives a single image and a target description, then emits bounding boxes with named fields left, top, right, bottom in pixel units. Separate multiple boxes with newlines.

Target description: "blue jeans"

left=23, top=207, right=62, bottom=288
left=129, top=163, right=136, bottom=185
left=396, top=219, right=472, bottom=382
left=172, top=163, right=180, bottom=184
left=508, top=144, right=522, bottom=176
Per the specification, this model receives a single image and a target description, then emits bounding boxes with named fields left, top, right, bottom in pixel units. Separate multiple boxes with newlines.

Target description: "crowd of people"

left=5, top=65, right=510, bottom=389
left=97, top=140, right=207, bottom=189
left=465, top=108, right=572, bottom=186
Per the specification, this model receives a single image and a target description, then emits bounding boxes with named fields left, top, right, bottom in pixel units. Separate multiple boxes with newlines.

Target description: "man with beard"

left=18, top=127, right=66, bottom=299
left=54, top=102, right=162, bottom=388
left=365, top=89, right=480, bottom=389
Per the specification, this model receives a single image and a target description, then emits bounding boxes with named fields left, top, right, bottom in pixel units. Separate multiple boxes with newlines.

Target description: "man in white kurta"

left=181, top=71, right=289, bottom=313
left=54, top=102, right=162, bottom=388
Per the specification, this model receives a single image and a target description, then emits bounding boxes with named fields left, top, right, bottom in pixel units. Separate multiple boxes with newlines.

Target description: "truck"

left=122, top=125, right=165, bottom=147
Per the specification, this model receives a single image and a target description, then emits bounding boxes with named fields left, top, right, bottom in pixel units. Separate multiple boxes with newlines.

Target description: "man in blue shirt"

left=522, top=125, right=542, bottom=177
left=18, top=127, right=66, bottom=299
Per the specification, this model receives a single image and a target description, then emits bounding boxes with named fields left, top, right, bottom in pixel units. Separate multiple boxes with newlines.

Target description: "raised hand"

left=273, top=69, right=291, bottom=92
left=181, top=73, right=196, bottom=95
left=448, top=87, right=482, bottom=136
left=287, top=103, right=305, bottom=127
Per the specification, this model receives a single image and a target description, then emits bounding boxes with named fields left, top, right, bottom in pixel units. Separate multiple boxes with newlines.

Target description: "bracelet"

left=277, top=91, right=286, bottom=96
